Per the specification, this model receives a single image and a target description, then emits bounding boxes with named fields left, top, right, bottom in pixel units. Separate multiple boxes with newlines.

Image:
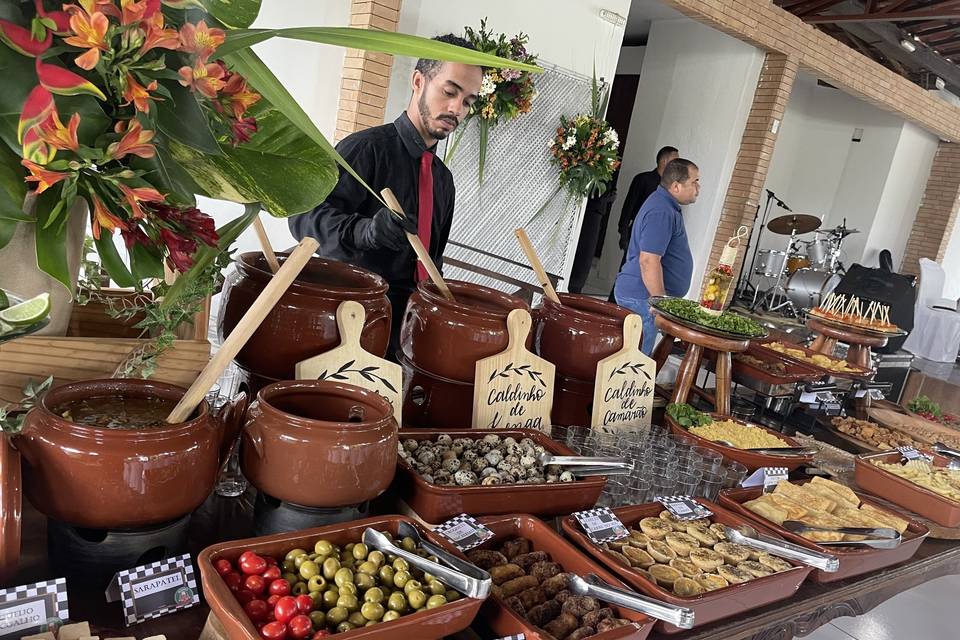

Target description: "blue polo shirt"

left=615, top=186, right=693, bottom=300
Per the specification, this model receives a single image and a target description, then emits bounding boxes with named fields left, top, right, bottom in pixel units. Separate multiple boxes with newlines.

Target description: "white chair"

left=902, top=258, right=960, bottom=362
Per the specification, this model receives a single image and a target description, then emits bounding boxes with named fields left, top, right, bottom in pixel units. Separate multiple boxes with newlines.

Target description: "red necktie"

left=417, top=150, right=434, bottom=282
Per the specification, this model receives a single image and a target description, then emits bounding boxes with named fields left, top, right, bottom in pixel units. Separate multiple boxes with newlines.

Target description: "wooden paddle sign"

left=591, top=314, right=656, bottom=429
left=295, top=301, right=402, bottom=424
left=472, top=309, right=555, bottom=432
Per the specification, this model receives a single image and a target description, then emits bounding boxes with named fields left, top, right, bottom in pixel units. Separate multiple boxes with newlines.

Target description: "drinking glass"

left=692, top=446, right=723, bottom=474
left=676, top=470, right=702, bottom=496
left=723, top=461, right=749, bottom=489
left=698, top=471, right=724, bottom=501
left=632, top=478, right=653, bottom=504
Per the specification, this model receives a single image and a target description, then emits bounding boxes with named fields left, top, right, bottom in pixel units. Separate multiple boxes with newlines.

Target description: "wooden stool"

left=653, top=315, right=750, bottom=416
left=806, top=317, right=887, bottom=370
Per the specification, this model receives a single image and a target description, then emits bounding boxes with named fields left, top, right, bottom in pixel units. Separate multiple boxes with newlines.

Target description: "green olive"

left=322, top=557, right=341, bottom=580
left=307, top=575, right=327, bottom=592
left=282, top=560, right=297, bottom=573
left=361, top=602, right=385, bottom=621
left=309, top=591, right=323, bottom=608
left=338, top=581, right=357, bottom=596
left=403, top=580, right=422, bottom=595
left=352, top=543, right=368, bottom=561
left=345, top=542, right=355, bottom=551
left=378, top=566, right=395, bottom=584
left=348, top=611, right=367, bottom=627
left=334, top=567, right=354, bottom=588
left=383, top=610, right=401, bottom=622
left=357, top=560, right=378, bottom=576
left=294, top=554, right=310, bottom=569
left=415, top=548, right=428, bottom=558
left=427, top=555, right=439, bottom=563
left=309, top=610, right=326, bottom=628
left=292, top=581, right=309, bottom=595
left=400, top=537, right=416, bottom=552
left=326, top=606, right=349, bottom=625
left=445, top=590, right=460, bottom=602
left=299, top=560, right=319, bottom=580
left=428, top=581, right=446, bottom=596
left=365, top=620, right=378, bottom=627
left=314, top=540, right=334, bottom=556
left=367, top=550, right=385, bottom=567
left=339, top=550, right=352, bottom=563
left=337, top=593, right=360, bottom=612
left=407, top=589, right=427, bottom=610
left=364, top=587, right=385, bottom=604
left=387, top=592, right=407, bottom=612
left=308, top=552, right=319, bottom=560
left=336, top=622, right=355, bottom=633
left=392, top=558, right=409, bottom=572
left=393, top=570, right=411, bottom=588
left=282, top=572, right=298, bottom=586
left=426, top=594, right=447, bottom=609
left=355, top=572, right=375, bottom=591
left=285, top=548, right=309, bottom=563
left=322, top=588, right=340, bottom=608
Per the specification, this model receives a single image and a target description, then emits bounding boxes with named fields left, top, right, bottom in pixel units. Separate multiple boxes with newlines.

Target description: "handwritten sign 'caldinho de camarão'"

left=591, top=314, right=655, bottom=429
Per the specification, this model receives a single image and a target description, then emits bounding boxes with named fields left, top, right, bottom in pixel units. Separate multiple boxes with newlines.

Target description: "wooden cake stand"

left=652, top=314, right=750, bottom=415
left=806, top=317, right=887, bottom=370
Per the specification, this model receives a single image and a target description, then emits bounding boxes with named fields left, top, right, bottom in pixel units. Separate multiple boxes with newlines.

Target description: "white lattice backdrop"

left=441, top=62, right=593, bottom=294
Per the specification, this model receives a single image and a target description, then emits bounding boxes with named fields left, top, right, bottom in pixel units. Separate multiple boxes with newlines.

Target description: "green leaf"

left=157, top=79, right=222, bottom=155
left=0, top=217, right=15, bottom=250
left=130, top=243, right=165, bottom=280
left=94, top=233, right=136, bottom=288
left=130, top=132, right=204, bottom=206
left=219, top=27, right=542, bottom=73
left=199, top=0, right=262, bottom=28
left=34, top=188, right=71, bottom=290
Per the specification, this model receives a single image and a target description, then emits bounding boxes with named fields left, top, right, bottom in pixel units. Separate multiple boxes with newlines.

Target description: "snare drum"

left=804, top=236, right=832, bottom=268
left=755, top=249, right=787, bottom=277
left=784, top=268, right=841, bottom=311
left=786, top=253, right=810, bottom=274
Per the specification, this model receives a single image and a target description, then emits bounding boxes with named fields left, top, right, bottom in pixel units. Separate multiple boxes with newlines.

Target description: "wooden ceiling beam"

left=807, top=9, right=960, bottom=22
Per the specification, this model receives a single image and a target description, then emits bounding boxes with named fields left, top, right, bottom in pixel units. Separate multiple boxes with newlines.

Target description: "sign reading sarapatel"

left=105, top=554, right=199, bottom=626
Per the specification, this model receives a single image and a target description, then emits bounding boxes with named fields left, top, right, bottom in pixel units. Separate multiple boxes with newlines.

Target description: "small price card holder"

left=742, top=466, right=789, bottom=493
left=573, top=507, right=629, bottom=544
left=435, top=514, right=495, bottom=552
left=105, top=554, right=199, bottom=626
left=656, top=496, right=714, bottom=521
left=493, top=635, right=526, bottom=640
left=897, top=447, right=932, bottom=462
left=0, top=578, right=68, bottom=640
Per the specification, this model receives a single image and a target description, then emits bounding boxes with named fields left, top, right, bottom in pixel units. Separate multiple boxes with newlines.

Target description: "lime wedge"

left=0, top=320, right=11, bottom=336
left=0, top=292, right=50, bottom=326
left=0, top=289, right=8, bottom=311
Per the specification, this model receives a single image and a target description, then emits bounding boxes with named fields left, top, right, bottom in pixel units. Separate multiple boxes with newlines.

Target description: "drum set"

left=747, top=213, right=859, bottom=318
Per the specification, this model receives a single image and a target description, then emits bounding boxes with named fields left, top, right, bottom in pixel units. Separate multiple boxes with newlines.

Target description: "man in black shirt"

left=289, top=35, right=484, bottom=357
left=608, top=146, right=678, bottom=301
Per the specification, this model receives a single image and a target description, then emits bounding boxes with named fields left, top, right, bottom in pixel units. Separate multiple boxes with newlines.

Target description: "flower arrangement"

left=446, top=18, right=538, bottom=182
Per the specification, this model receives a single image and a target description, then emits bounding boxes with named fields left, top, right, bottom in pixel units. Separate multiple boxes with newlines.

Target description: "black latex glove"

left=353, top=207, right=415, bottom=251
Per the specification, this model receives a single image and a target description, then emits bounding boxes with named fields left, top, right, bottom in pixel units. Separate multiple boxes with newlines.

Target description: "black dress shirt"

left=616, top=168, right=661, bottom=244
left=288, top=112, right=455, bottom=301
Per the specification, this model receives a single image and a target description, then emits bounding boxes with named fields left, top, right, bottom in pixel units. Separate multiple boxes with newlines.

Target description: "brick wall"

left=335, top=0, right=401, bottom=142
left=900, top=142, right=960, bottom=274
left=705, top=53, right=799, bottom=292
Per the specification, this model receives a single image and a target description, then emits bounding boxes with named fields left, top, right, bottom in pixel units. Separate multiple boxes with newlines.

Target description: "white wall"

left=202, top=0, right=351, bottom=254
left=592, top=18, right=765, bottom=293
left=942, top=222, right=960, bottom=301
left=616, top=46, right=645, bottom=75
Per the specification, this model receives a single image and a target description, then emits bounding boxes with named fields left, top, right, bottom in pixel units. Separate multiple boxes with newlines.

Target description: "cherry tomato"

left=265, top=556, right=279, bottom=567
left=294, top=594, right=313, bottom=615
left=268, top=579, right=291, bottom=597
left=214, top=558, right=234, bottom=576
left=240, top=553, right=268, bottom=575
left=223, top=572, right=244, bottom=593
left=267, top=594, right=281, bottom=607
left=244, top=599, right=270, bottom=622
left=259, top=620, right=288, bottom=640
left=288, top=615, right=312, bottom=639
left=274, top=595, right=299, bottom=624
left=245, top=575, right=266, bottom=595
left=311, top=631, right=331, bottom=639
left=240, top=550, right=256, bottom=563
left=263, top=566, right=282, bottom=581
left=235, top=589, right=257, bottom=606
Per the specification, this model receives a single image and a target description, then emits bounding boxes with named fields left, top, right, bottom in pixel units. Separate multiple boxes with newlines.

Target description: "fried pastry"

left=758, top=552, right=792, bottom=572
left=689, top=547, right=724, bottom=571
left=665, top=532, right=701, bottom=557
left=672, top=576, right=705, bottom=597
left=648, top=564, right=683, bottom=587
left=647, top=539, right=678, bottom=563
left=669, top=557, right=702, bottom=578
left=622, top=545, right=656, bottom=569
left=709, top=522, right=728, bottom=541
left=659, top=509, right=704, bottom=531
left=606, top=548, right=632, bottom=567
left=639, top=517, right=672, bottom=540
left=738, top=560, right=773, bottom=578
left=694, top=572, right=729, bottom=591
left=714, top=541, right=752, bottom=565
left=686, top=523, right=719, bottom=547
left=627, top=530, right=651, bottom=547
left=717, top=564, right=752, bottom=584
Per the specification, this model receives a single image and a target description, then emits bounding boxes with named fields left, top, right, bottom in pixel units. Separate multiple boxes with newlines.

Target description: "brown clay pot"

left=400, top=280, right=529, bottom=383
left=399, top=354, right=474, bottom=428
left=219, top=252, right=391, bottom=380
left=14, top=379, right=247, bottom=530
left=533, top=293, right=633, bottom=380
left=241, top=381, right=398, bottom=507
left=550, top=373, right=595, bottom=427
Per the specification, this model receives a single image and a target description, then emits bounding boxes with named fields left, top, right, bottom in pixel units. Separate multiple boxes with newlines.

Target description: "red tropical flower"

left=160, top=228, right=197, bottom=272
left=221, top=73, right=261, bottom=119
left=178, top=20, right=225, bottom=62
left=139, top=12, right=179, bottom=54
left=122, top=73, right=158, bottom=113
left=230, top=117, right=257, bottom=145
left=90, top=193, right=127, bottom=239
left=21, top=128, right=55, bottom=164
left=107, top=119, right=156, bottom=159
left=21, top=159, right=70, bottom=194
left=34, top=0, right=71, bottom=33
left=63, top=6, right=110, bottom=70
left=38, top=111, right=81, bottom=152
left=36, top=59, right=106, bottom=100
left=0, top=18, right=51, bottom=56
left=120, top=0, right=160, bottom=25
left=117, top=182, right=164, bottom=218
left=121, top=224, right=150, bottom=249
left=18, top=86, right=55, bottom=144
left=178, top=61, right=225, bottom=99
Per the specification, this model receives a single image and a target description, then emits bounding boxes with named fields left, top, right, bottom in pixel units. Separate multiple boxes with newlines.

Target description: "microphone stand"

left=735, top=189, right=793, bottom=304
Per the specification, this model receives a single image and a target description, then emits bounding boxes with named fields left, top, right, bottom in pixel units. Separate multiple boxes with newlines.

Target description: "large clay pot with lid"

left=0, top=379, right=248, bottom=581
left=219, top=252, right=391, bottom=381
left=241, top=381, right=398, bottom=508
left=400, top=280, right=530, bottom=383
left=533, top=293, right=634, bottom=381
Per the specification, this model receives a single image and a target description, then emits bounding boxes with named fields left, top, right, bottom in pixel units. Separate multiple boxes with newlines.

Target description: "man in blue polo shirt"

left=614, top=159, right=700, bottom=354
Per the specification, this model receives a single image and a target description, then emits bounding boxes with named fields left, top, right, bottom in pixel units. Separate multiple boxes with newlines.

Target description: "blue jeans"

left=614, top=286, right=657, bottom=355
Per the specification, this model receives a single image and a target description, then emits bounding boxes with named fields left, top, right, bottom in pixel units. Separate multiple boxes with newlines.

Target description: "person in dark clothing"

left=288, top=35, right=484, bottom=358
left=608, top=146, right=678, bottom=301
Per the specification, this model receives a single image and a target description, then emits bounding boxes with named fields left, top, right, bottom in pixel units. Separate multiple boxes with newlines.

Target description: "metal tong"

left=568, top=574, right=695, bottom=630
left=362, top=528, right=491, bottom=599
left=722, top=525, right=840, bottom=573
left=933, top=443, right=960, bottom=470
left=781, top=521, right=902, bottom=549
left=714, top=441, right=816, bottom=456
left=538, top=453, right=634, bottom=476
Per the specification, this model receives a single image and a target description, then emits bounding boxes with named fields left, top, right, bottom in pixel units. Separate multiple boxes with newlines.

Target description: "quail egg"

left=559, top=471, right=575, bottom=482
left=454, top=470, right=477, bottom=486
left=436, top=434, right=452, bottom=445
left=481, top=475, right=501, bottom=486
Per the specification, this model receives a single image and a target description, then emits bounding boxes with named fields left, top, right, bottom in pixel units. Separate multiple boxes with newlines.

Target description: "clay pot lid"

left=418, top=280, right=529, bottom=319
left=256, top=380, right=395, bottom=429
left=544, top=293, right=631, bottom=326
left=0, top=435, right=21, bottom=584
left=236, top=251, right=388, bottom=298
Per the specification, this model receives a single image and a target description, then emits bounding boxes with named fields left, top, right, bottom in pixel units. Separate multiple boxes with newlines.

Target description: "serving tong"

left=362, top=527, right=491, bottom=599
left=932, top=443, right=960, bottom=470
left=714, top=441, right=816, bottom=457
left=781, top=521, right=902, bottom=549
left=568, top=574, right=695, bottom=630
left=537, top=453, right=634, bottom=476
left=722, top=524, right=839, bottom=572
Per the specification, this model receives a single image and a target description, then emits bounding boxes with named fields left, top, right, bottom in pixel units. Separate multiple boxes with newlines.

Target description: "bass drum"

left=785, top=268, right=840, bottom=311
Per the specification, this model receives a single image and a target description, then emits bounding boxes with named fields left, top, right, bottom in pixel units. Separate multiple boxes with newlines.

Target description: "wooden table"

left=651, top=315, right=750, bottom=416
left=806, top=317, right=888, bottom=371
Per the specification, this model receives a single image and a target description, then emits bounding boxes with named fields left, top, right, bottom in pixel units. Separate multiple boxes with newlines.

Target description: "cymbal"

left=767, top=213, right=822, bottom=236
left=823, top=225, right=860, bottom=237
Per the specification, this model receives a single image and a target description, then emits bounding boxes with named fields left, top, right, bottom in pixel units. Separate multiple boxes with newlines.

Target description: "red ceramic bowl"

left=855, top=450, right=960, bottom=527
left=749, top=341, right=874, bottom=381
left=550, top=373, right=595, bottom=427
left=398, top=354, right=473, bottom=429
left=198, top=515, right=484, bottom=640
left=560, top=500, right=812, bottom=633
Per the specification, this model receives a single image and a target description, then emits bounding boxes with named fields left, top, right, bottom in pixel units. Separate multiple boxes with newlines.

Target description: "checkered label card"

left=573, top=507, right=629, bottom=544
left=493, top=635, right=526, bottom=640
left=742, top=467, right=789, bottom=492
left=436, top=514, right=494, bottom=552
left=106, top=554, right=199, bottom=626
left=0, top=578, right=68, bottom=640
left=898, top=447, right=932, bottom=462
left=656, top=496, right=713, bottom=520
